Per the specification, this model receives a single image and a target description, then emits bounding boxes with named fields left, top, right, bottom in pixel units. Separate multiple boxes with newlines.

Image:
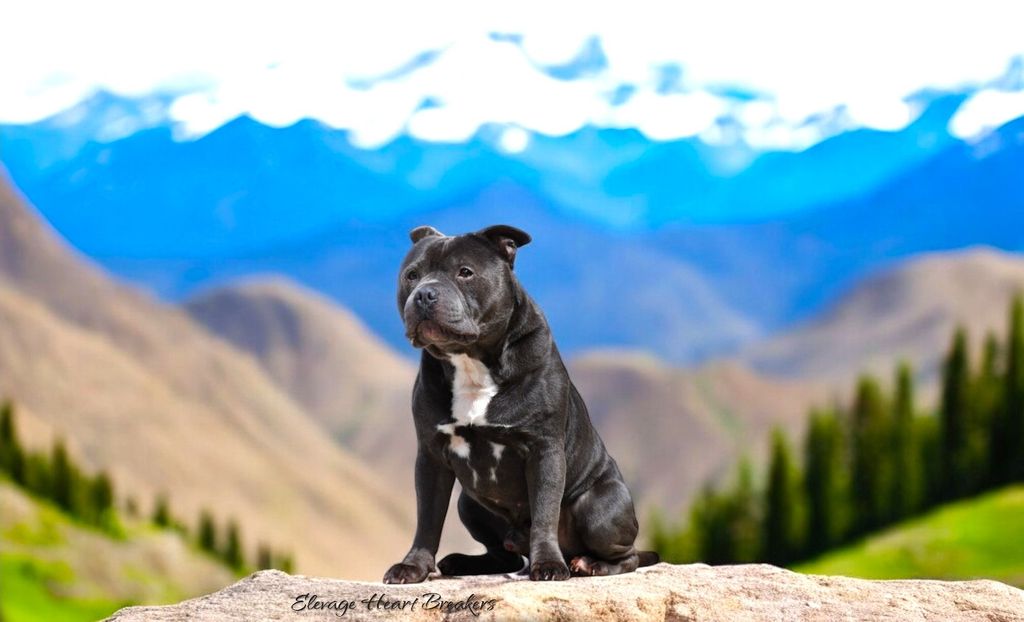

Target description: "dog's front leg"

left=525, top=441, right=570, bottom=581
left=383, top=450, right=455, bottom=583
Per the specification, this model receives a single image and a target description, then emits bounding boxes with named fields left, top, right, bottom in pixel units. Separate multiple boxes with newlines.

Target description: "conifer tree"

left=939, top=328, right=972, bottom=499
left=23, top=453, right=51, bottom=497
left=804, top=407, right=848, bottom=555
left=890, top=363, right=922, bottom=519
left=89, top=471, right=114, bottom=526
left=915, top=415, right=942, bottom=508
left=762, top=429, right=804, bottom=565
left=198, top=510, right=217, bottom=554
left=0, top=401, right=25, bottom=484
left=727, top=458, right=760, bottom=564
left=50, top=439, right=75, bottom=512
left=223, top=520, right=245, bottom=570
left=996, top=295, right=1024, bottom=482
left=257, top=544, right=273, bottom=570
left=152, top=494, right=172, bottom=528
left=278, top=554, right=295, bottom=574
left=689, top=485, right=735, bottom=564
left=850, top=375, right=891, bottom=534
left=968, top=333, right=1001, bottom=491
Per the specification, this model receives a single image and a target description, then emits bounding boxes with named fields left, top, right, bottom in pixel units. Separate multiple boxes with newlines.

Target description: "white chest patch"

left=448, top=354, right=498, bottom=426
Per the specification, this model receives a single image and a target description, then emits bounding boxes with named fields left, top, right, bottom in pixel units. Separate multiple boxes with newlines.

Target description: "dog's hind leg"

left=567, top=474, right=648, bottom=577
left=437, top=492, right=525, bottom=576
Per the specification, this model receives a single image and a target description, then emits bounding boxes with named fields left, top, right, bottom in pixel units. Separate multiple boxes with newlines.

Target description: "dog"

left=382, top=224, right=658, bottom=583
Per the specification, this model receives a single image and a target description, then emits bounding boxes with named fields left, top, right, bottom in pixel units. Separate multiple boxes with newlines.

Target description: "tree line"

left=651, top=294, right=1024, bottom=566
left=0, top=402, right=292, bottom=573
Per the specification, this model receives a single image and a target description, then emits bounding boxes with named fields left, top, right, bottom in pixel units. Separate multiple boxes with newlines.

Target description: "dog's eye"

left=458, top=267, right=474, bottom=279
left=405, top=269, right=419, bottom=281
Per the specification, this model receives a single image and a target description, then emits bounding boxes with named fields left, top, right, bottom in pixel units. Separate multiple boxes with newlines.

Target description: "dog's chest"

left=448, top=354, right=498, bottom=426
left=434, top=355, right=526, bottom=495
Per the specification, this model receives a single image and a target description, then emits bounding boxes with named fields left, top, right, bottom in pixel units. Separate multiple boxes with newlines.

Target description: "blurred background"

left=2, top=1, right=1024, bottom=619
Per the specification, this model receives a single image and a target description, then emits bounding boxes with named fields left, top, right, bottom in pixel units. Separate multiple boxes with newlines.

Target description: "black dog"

left=383, top=225, right=658, bottom=583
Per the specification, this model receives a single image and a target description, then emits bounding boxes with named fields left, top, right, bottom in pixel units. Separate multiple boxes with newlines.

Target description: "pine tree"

left=198, top=510, right=218, bottom=554
left=850, top=375, right=892, bottom=534
left=257, top=544, right=273, bottom=570
left=762, top=429, right=804, bottom=565
left=689, top=485, right=735, bottom=564
left=890, top=363, right=922, bottom=519
left=939, top=328, right=972, bottom=499
left=223, top=520, right=245, bottom=570
left=23, top=453, right=51, bottom=497
left=50, top=439, right=75, bottom=512
left=278, top=554, right=295, bottom=574
left=726, top=458, right=760, bottom=564
left=994, top=295, right=1024, bottom=483
left=0, top=401, right=25, bottom=484
left=915, top=415, right=942, bottom=509
left=804, top=407, right=848, bottom=555
left=968, top=333, right=1001, bottom=492
left=89, top=472, right=115, bottom=526
left=152, top=494, right=172, bottom=528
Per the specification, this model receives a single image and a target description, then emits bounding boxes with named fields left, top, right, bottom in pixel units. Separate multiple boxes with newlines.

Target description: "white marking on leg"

left=449, top=434, right=471, bottom=458
left=491, top=442, right=505, bottom=461
left=490, top=466, right=497, bottom=482
left=436, top=423, right=470, bottom=459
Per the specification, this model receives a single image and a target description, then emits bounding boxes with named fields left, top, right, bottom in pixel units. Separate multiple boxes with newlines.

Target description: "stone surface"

left=106, top=563, right=1024, bottom=621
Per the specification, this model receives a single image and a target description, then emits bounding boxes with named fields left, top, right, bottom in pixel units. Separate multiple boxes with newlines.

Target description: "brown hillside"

left=0, top=170, right=411, bottom=579
left=570, top=352, right=826, bottom=514
left=183, top=279, right=416, bottom=482
left=744, top=248, right=1024, bottom=387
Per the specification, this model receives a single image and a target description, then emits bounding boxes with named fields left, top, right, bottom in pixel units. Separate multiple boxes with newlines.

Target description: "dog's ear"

left=409, top=225, right=444, bottom=244
left=476, top=225, right=532, bottom=268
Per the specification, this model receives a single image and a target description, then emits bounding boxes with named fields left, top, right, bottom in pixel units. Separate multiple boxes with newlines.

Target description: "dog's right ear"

left=409, top=225, right=444, bottom=244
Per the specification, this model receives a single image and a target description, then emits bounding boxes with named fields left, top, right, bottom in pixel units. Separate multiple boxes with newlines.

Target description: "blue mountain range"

left=1, top=91, right=1021, bottom=361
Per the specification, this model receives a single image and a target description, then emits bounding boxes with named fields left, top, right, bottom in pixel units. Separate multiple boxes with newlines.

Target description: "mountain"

left=0, top=91, right=967, bottom=252
left=105, top=182, right=759, bottom=362
left=1, top=91, right=1020, bottom=363
left=183, top=278, right=416, bottom=482
left=0, top=169, right=411, bottom=579
left=651, top=114, right=1024, bottom=331
left=743, top=248, right=1024, bottom=385
left=177, top=269, right=820, bottom=514
left=569, top=352, right=826, bottom=513
left=1, top=481, right=234, bottom=622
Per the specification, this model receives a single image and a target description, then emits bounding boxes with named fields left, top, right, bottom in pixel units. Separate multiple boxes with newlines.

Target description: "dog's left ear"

left=476, top=225, right=532, bottom=268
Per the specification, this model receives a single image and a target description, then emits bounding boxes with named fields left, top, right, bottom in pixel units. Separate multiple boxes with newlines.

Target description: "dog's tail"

left=637, top=550, right=660, bottom=567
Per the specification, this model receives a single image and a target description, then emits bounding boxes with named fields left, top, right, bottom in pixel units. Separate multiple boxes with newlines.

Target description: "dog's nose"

left=414, top=286, right=439, bottom=310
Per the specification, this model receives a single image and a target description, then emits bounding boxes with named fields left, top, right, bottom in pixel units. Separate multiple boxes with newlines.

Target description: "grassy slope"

left=0, top=481, right=234, bottom=622
left=796, top=485, right=1024, bottom=587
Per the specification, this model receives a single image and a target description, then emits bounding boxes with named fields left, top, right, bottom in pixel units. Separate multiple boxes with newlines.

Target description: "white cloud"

left=1, top=0, right=1023, bottom=150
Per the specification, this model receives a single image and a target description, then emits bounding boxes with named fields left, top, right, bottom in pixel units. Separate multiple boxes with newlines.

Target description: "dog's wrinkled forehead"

left=402, top=233, right=498, bottom=274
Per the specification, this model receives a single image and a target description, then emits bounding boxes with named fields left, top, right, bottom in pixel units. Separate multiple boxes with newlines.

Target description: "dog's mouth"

left=407, top=319, right=477, bottom=348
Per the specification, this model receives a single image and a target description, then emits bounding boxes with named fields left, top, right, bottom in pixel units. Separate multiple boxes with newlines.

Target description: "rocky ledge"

left=106, top=563, right=1024, bottom=621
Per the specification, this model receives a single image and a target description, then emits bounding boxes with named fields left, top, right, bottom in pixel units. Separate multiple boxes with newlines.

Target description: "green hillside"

left=796, top=485, right=1024, bottom=587
left=0, top=480, right=234, bottom=622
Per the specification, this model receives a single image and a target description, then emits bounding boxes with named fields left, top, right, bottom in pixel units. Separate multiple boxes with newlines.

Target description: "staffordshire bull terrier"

left=383, top=224, right=658, bottom=583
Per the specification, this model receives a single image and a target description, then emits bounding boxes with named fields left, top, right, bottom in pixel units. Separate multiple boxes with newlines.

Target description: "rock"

left=106, top=563, right=1024, bottom=621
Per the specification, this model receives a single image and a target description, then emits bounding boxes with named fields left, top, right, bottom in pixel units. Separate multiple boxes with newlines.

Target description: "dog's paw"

left=570, top=555, right=610, bottom=577
left=529, top=559, right=570, bottom=581
left=382, top=562, right=429, bottom=584
left=436, top=553, right=469, bottom=576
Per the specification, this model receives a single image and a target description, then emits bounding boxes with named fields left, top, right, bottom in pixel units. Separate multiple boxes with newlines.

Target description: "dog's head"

left=397, top=224, right=531, bottom=353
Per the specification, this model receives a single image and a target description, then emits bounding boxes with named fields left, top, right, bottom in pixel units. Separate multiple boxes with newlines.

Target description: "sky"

left=3, top=0, right=1024, bottom=151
